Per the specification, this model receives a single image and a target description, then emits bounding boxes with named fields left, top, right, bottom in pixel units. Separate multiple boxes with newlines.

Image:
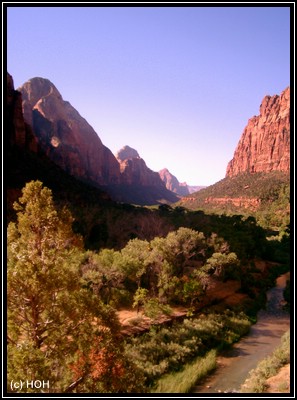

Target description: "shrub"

left=124, top=310, right=250, bottom=386
left=151, top=349, right=217, bottom=393
left=240, top=330, right=290, bottom=393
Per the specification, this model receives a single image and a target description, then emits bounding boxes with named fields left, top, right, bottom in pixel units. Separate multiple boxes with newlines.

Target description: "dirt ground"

left=264, top=364, right=290, bottom=393
left=117, top=259, right=278, bottom=334
left=116, top=279, right=248, bottom=336
left=117, top=305, right=188, bottom=336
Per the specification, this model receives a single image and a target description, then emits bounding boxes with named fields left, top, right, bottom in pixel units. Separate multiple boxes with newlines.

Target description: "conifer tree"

left=7, top=181, right=145, bottom=393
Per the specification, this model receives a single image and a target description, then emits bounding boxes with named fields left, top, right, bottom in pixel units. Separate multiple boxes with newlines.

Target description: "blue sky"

left=6, top=5, right=290, bottom=186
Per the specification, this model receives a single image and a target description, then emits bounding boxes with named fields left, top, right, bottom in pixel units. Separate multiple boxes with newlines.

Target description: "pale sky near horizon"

left=6, top=4, right=291, bottom=186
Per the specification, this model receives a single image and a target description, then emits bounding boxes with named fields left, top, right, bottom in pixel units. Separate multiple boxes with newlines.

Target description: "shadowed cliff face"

left=226, top=87, right=290, bottom=177
left=7, top=73, right=37, bottom=152
left=19, top=77, right=122, bottom=186
left=16, top=77, right=179, bottom=205
left=114, top=145, right=179, bottom=204
left=116, top=146, right=165, bottom=186
left=7, top=73, right=25, bottom=147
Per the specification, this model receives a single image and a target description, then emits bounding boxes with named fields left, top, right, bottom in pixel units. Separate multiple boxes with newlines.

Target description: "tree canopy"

left=7, top=181, right=145, bottom=393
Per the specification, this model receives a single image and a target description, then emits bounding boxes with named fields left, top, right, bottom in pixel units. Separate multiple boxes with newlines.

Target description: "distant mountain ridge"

left=7, top=73, right=290, bottom=234
left=159, top=168, right=190, bottom=196
left=187, top=185, right=206, bottom=194
left=158, top=169, right=206, bottom=196
left=116, top=145, right=164, bottom=187
left=16, top=76, right=179, bottom=205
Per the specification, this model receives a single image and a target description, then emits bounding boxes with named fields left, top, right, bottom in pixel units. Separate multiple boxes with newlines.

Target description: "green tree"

left=7, top=181, right=144, bottom=393
left=153, top=228, right=206, bottom=276
left=180, top=276, right=204, bottom=307
left=120, top=238, right=151, bottom=288
left=80, top=249, right=125, bottom=306
left=204, top=252, right=240, bottom=281
left=133, top=287, right=149, bottom=314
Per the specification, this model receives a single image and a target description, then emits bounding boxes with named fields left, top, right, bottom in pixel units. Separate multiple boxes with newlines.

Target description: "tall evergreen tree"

left=7, top=181, right=145, bottom=393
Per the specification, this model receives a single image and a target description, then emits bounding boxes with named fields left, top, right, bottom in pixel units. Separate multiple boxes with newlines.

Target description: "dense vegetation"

left=7, top=146, right=174, bottom=250
left=179, top=171, right=290, bottom=231
left=125, top=310, right=251, bottom=389
left=7, top=181, right=146, bottom=393
left=151, top=349, right=217, bottom=393
left=8, top=149, right=290, bottom=254
left=240, top=330, right=290, bottom=393
left=7, top=180, right=290, bottom=393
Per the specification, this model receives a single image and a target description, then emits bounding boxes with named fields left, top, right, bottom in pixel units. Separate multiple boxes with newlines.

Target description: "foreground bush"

left=152, top=349, right=216, bottom=393
left=240, top=330, right=290, bottom=393
left=125, top=310, right=251, bottom=387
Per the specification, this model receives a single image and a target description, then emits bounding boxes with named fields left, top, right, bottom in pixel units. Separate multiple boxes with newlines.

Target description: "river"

left=192, top=273, right=290, bottom=394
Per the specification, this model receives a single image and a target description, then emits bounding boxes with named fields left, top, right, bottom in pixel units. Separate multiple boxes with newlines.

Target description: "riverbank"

left=240, top=329, right=290, bottom=393
left=265, top=363, right=290, bottom=393
left=192, top=272, right=290, bottom=394
left=118, top=262, right=290, bottom=393
left=145, top=270, right=290, bottom=394
left=117, top=260, right=284, bottom=337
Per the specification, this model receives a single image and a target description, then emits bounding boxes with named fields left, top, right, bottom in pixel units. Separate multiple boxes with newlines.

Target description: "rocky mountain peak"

left=159, top=168, right=190, bottom=196
left=7, top=72, right=15, bottom=101
left=226, top=87, right=290, bottom=177
left=19, top=77, right=62, bottom=102
left=18, top=78, right=63, bottom=126
left=115, top=146, right=165, bottom=187
left=19, top=76, right=120, bottom=186
left=13, top=75, right=178, bottom=205
left=116, top=145, right=140, bottom=161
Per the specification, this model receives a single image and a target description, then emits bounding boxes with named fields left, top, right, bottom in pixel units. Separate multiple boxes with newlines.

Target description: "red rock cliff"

left=226, top=87, right=290, bottom=177
left=116, top=145, right=166, bottom=187
left=7, top=73, right=37, bottom=151
left=19, top=77, right=122, bottom=186
left=159, top=168, right=190, bottom=196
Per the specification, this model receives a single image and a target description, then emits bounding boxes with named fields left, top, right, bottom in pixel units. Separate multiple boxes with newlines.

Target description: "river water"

left=192, top=273, right=290, bottom=394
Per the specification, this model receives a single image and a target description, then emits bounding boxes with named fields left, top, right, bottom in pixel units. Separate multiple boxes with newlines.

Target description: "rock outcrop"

left=116, top=146, right=177, bottom=190
left=119, top=157, right=164, bottom=186
left=204, top=196, right=261, bottom=211
left=7, top=73, right=37, bottom=151
left=159, top=168, right=190, bottom=196
left=226, top=87, right=290, bottom=177
left=19, top=77, right=122, bottom=186
left=115, top=145, right=160, bottom=186
left=116, top=145, right=140, bottom=162
left=116, top=145, right=163, bottom=186
left=17, top=77, right=179, bottom=205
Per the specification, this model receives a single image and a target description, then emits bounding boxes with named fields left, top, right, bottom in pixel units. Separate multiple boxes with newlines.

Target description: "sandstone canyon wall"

left=159, top=168, right=190, bottom=196
left=116, top=145, right=167, bottom=187
left=19, top=77, right=122, bottom=186
left=15, top=76, right=178, bottom=205
left=180, top=86, right=290, bottom=214
left=7, top=73, right=37, bottom=152
left=110, top=145, right=178, bottom=204
left=226, top=87, right=290, bottom=177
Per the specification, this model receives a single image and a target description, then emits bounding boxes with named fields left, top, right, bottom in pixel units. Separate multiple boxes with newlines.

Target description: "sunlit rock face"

left=116, top=145, right=167, bottom=187
left=19, top=77, right=121, bottom=185
left=226, top=87, right=290, bottom=177
left=159, top=168, right=190, bottom=196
